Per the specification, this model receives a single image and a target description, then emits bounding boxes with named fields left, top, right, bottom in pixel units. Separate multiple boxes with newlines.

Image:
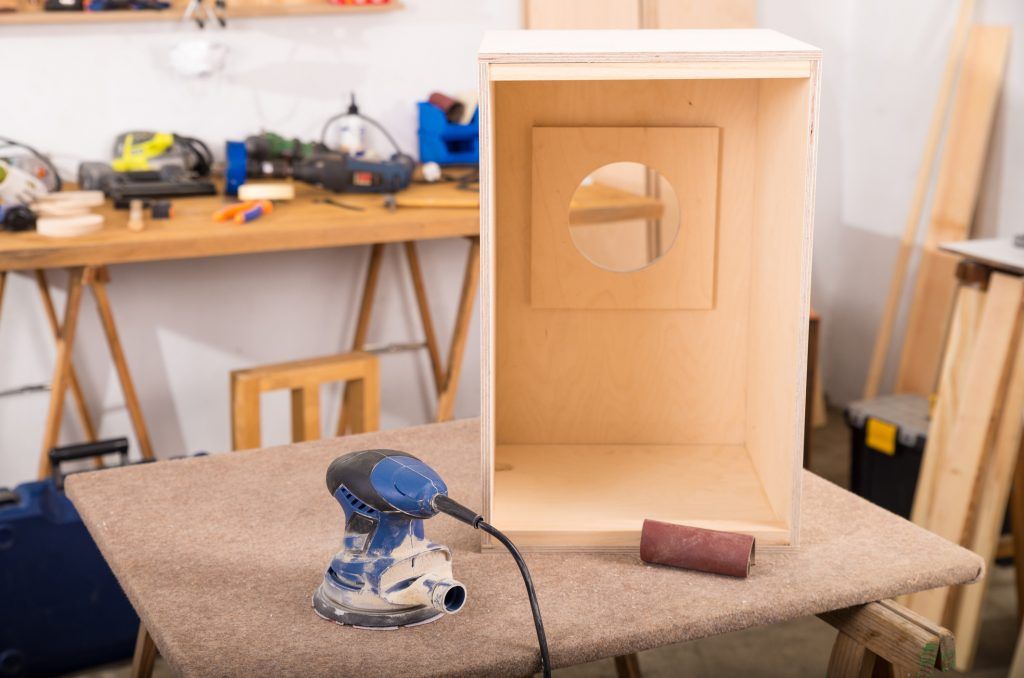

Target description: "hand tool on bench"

left=313, top=449, right=552, bottom=677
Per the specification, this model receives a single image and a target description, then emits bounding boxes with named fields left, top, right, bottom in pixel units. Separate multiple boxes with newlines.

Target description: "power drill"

left=243, top=132, right=326, bottom=179
left=313, top=449, right=552, bottom=676
left=293, top=151, right=414, bottom=194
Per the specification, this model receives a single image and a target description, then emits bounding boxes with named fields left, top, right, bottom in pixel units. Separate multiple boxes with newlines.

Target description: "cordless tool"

left=314, top=449, right=551, bottom=676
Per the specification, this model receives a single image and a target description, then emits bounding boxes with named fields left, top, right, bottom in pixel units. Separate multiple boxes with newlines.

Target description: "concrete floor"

left=73, top=410, right=1020, bottom=677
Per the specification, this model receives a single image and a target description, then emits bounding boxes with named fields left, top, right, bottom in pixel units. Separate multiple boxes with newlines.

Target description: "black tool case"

left=0, top=439, right=139, bottom=677
left=844, top=394, right=929, bottom=519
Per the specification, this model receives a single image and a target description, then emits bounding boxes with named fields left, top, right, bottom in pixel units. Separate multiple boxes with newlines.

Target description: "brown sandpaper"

left=66, top=419, right=983, bottom=677
left=640, top=519, right=755, bottom=578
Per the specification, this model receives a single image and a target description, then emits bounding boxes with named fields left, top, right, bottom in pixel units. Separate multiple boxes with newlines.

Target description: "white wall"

left=764, top=0, right=1024, bottom=405
left=2, top=1, right=1021, bottom=485
left=0, top=0, right=518, bottom=484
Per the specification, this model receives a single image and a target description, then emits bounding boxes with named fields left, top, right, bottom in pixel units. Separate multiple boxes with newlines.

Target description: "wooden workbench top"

left=0, top=180, right=659, bottom=272
left=0, top=183, right=479, bottom=272
left=66, top=420, right=983, bottom=677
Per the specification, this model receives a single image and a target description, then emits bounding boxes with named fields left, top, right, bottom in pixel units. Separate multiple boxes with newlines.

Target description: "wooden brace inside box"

left=480, top=31, right=821, bottom=552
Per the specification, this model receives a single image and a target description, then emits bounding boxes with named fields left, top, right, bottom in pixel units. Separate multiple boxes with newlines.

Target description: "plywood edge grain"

left=489, top=60, right=812, bottom=81
left=479, top=61, right=497, bottom=551
left=479, top=29, right=822, bottom=63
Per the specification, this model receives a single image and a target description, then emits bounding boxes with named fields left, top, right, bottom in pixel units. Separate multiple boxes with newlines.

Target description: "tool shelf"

left=478, top=29, right=822, bottom=552
left=0, top=0, right=401, bottom=26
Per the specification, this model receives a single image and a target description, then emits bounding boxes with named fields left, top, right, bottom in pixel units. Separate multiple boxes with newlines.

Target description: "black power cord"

left=433, top=494, right=552, bottom=678
left=319, top=94, right=406, bottom=157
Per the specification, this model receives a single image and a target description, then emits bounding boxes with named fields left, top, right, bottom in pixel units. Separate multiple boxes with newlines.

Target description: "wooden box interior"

left=484, top=59, right=816, bottom=551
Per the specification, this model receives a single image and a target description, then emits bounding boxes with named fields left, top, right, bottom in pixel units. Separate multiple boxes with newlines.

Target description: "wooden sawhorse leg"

left=0, top=270, right=101, bottom=449
left=131, top=623, right=157, bottom=678
left=36, top=265, right=155, bottom=479
left=821, top=599, right=955, bottom=677
left=337, top=237, right=480, bottom=434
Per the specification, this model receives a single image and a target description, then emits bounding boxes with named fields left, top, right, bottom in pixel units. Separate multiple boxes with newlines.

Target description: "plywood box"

left=479, top=29, right=822, bottom=551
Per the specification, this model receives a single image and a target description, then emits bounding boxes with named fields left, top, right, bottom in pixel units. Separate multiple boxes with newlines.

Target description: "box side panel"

left=744, top=73, right=816, bottom=543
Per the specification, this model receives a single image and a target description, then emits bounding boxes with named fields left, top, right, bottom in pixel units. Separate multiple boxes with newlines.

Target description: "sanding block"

left=37, top=214, right=104, bottom=238
left=640, top=519, right=755, bottom=578
left=238, top=182, right=295, bottom=201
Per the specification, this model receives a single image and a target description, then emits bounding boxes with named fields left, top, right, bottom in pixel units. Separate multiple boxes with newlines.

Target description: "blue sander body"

left=312, top=450, right=467, bottom=629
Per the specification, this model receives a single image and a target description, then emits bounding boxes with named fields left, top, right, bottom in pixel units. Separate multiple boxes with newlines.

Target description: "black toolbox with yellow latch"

left=844, top=394, right=929, bottom=519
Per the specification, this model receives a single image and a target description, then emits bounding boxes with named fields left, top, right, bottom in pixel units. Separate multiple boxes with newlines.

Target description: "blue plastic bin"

left=417, top=101, right=479, bottom=165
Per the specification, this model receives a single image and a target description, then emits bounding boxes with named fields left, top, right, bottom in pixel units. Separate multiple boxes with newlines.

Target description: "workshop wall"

left=766, top=0, right=1024, bottom=405
left=2, top=0, right=1022, bottom=484
left=0, top=0, right=517, bottom=482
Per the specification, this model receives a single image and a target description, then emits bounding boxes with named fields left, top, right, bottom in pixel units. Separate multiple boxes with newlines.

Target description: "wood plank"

left=130, top=624, right=157, bottom=678
left=1014, top=448, right=1024, bottom=625
left=523, top=0, right=640, bottom=29
left=820, top=599, right=955, bottom=673
left=479, top=29, right=820, bottom=62
left=0, top=0, right=402, bottom=25
left=230, top=376, right=262, bottom=452
left=893, top=26, right=1012, bottom=396
left=909, top=284, right=984, bottom=527
left=489, top=60, right=811, bottom=81
left=241, top=351, right=377, bottom=391
left=290, top=386, right=320, bottom=443
left=950, top=303, right=1024, bottom=668
left=827, top=632, right=877, bottom=678
left=337, top=244, right=384, bottom=436
left=643, top=0, right=756, bottom=29
left=91, top=267, right=155, bottom=461
left=613, top=653, right=642, bottom=678
left=404, top=242, right=444, bottom=393
left=0, top=183, right=477, bottom=272
left=436, top=238, right=479, bottom=422
left=906, top=272, right=1024, bottom=620
left=862, top=0, right=977, bottom=399
left=1011, top=620, right=1024, bottom=678
left=38, top=267, right=88, bottom=478
left=34, top=269, right=98, bottom=445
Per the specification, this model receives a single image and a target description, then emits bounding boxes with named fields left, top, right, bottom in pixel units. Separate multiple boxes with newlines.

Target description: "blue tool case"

left=416, top=102, right=479, bottom=166
left=0, top=439, right=139, bottom=677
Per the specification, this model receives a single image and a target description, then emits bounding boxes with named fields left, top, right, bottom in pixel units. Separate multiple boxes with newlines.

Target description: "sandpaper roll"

left=428, top=92, right=465, bottom=123
left=640, top=519, right=755, bottom=578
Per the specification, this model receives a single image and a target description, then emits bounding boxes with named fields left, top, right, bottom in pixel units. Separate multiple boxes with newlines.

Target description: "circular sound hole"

left=568, top=161, right=680, bottom=273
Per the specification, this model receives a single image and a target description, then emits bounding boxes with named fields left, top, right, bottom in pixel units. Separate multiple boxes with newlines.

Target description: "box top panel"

left=479, top=29, right=821, bottom=63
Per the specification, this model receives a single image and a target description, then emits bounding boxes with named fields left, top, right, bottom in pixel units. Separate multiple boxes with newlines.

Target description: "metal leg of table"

left=38, top=267, right=90, bottom=479
left=131, top=623, right=157, bottom=678
left=90, top=267, right=155, bottom=461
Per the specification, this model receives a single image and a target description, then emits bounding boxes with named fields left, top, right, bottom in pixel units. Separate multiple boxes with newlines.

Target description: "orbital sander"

left=313, top=449, right=552, bottom=676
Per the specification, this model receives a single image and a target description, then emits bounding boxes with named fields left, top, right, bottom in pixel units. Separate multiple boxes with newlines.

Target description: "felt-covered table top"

left=66, top=419, right=983, bottom=677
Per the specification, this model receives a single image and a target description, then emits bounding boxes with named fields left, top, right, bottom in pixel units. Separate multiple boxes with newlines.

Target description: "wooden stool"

left=231, top=352, right=380, bottom=450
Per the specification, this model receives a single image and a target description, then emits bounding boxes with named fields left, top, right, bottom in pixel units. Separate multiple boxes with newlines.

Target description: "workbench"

left=0, top=180, right=659, bottom=478
left=66, top=419, right=983, bottom=677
